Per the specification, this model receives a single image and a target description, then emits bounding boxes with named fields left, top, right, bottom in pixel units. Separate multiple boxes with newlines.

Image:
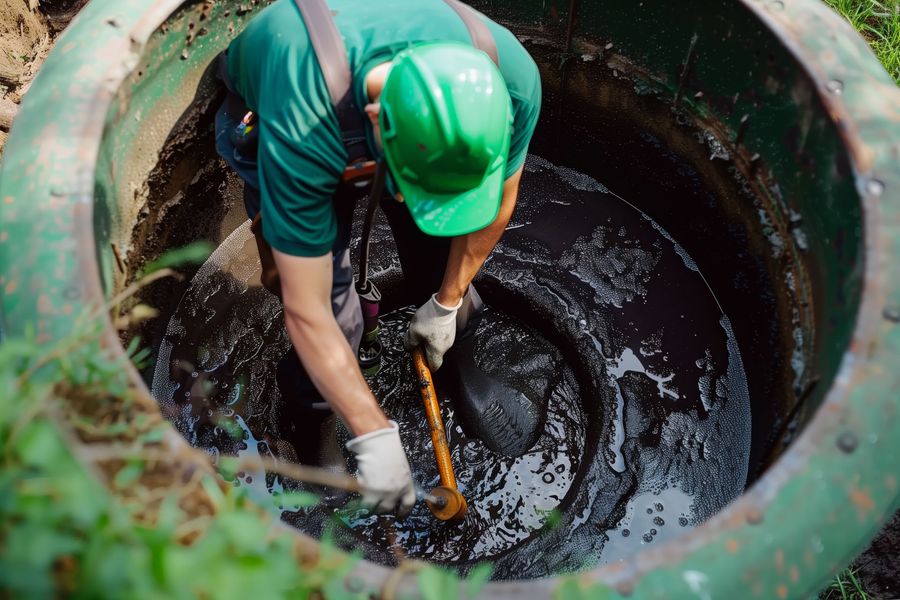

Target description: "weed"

left=824, top=0, right=900, bottom=82
left=0, top=260, right=367, bottom=598
left=821, top=567, right=870, bottom=599
left=0, top=244, right=503, bottom=598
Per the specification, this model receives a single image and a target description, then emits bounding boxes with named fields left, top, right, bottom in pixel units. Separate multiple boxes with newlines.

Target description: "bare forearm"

left=284, top=309, right=389, bottom=436
left=436, top=212, right=510, bottom=305
left=272, top=249, right=389, bottom=438
left=436, top=167, right=523, bottom=306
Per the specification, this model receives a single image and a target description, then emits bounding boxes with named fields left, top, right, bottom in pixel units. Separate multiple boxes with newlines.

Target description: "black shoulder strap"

left=441, top=0, right=499, bottom=66
left=293, top=0, right=365, bottom=145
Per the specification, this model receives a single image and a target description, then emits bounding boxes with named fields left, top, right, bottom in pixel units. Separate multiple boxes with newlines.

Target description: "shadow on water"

left=151, top=155, right=751, bottom=579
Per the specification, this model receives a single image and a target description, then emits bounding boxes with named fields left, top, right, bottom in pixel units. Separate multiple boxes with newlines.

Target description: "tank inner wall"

left=109, top=2, right=861, bottom=483
left=87, top=0, right=863, bottom=587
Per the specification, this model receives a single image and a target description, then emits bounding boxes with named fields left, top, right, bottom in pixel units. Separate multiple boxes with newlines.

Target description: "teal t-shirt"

left=227, top=0, right=542, bottom=256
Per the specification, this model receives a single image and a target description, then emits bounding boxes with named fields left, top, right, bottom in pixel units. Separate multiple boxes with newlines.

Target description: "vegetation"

left=822, top=568, right=871, bottom=600
left=2, top=0, right=898, bottom=597
left=825, top=0, right=900, bottom=83
left=0, top=251, right=495, bottom=599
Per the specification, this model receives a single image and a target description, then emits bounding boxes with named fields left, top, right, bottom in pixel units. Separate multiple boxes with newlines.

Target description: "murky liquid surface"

left=152, top=155, right=751, bottom=579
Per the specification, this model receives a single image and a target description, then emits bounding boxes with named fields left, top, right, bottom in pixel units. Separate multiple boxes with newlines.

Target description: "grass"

left=824, top=0, right=900, bottom=83
left=821, top=568, right=871, bottom=600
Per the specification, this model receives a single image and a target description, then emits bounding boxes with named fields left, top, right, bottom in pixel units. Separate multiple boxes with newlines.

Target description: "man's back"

left=225, top=0, right=541, bottom=257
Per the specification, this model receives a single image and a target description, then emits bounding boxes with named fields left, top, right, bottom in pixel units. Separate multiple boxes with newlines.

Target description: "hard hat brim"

left=398, top=163, right=506, bottom=237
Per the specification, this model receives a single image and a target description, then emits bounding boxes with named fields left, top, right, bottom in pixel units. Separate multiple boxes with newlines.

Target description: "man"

left=215, top=0, right=541, bottom=515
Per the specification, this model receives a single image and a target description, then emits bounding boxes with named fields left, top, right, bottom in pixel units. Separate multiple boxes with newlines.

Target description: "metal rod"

left=564, top=0, right=580, bottom=54
left=674, top=33, right=699, bottom=106
left=356, top=159, right=386, bottom=291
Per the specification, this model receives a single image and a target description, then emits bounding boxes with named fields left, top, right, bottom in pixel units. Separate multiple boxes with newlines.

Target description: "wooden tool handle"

left=412, top=348, right=457, bottom=490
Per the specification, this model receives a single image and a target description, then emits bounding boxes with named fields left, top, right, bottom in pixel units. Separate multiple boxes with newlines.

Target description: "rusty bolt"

left=865, top=178, right=885, bottom=197
left=836, top=431, right=858, bottom=453
left=826, top=79, right=844, bottom=95
left=615, top=581, right=635, bottom=597
left=883, top=307, right=900, bottom=323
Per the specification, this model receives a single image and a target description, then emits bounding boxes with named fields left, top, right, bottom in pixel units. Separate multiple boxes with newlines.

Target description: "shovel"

left=412, top=347, right=468, bottom=523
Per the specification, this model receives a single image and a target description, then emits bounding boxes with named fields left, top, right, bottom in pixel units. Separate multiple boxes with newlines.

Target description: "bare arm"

left=436, top=166, right=523, bottom=306
left=272, top=249, right=390, bottom=437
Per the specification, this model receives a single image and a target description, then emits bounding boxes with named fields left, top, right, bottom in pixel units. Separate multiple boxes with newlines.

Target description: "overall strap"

left=293, top=0, right=367, bottom=159
left=441, top=0, right=499, bottom=66
left=294, top=0, right=498, bottom=181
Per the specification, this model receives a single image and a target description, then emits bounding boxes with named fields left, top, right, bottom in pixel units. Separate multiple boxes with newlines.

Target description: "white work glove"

left=345, top=421, right=416, bottom=516
left=404, top=294, right=463, bottom=371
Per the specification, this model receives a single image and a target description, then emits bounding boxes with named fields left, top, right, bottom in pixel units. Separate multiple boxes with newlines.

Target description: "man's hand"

left=407, top=168, right=522, bottom=370
left=346, top=421, right=416, bottom=515
left=404, top=294, right=462, bottom=370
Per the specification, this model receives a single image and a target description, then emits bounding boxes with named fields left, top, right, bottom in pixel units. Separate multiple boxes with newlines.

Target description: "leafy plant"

left=0, top=302, right=362, bottom=598
left=417, top=562, right=494, bottom=600
left=553, top=577, right=613, bottom=600
left=0, top=255, right=488, bottom=598
left=140, top=241, right=214, bottom=276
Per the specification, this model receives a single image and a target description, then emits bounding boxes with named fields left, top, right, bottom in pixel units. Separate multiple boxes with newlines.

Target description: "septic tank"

left=1, top=0, right=899, bottom=597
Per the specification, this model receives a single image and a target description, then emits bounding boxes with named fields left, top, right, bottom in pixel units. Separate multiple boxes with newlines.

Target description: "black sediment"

left=152, top=155, right=751, bottom=580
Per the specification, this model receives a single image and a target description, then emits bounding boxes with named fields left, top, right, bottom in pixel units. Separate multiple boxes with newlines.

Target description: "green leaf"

left=418, top=565, right=461, bottom=600
left=218, top=510, right=267, bottom=551
left=156, top=494, right=182, bottom=533
left=54, top=467, right=110, bottom=527
left=201, top=473, right=228, bottom=510
left=113, top=461, right=145, bottom=489
left=273, top=490, right=319, bottom=510
left=142, top=241, right=213, bottom=275
left=16, top=421, right=65, bottom=469
left=140, top=424, right=169, bottom=444
left=213, top=415, right=244, bottom=440
left=554, top=578, right=612, bottom=600
left=218, top=456, right=240, bottom=480
left=465, top=563, right=493, bottom=598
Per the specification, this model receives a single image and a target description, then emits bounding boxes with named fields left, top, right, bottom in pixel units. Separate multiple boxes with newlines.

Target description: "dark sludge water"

left=151, top=155, right=751, bottom=579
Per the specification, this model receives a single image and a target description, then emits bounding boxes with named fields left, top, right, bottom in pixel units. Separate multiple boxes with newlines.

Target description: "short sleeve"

left=257, top=109, right=346, bottom=257
left=506, top=81, right=542, bottom=178
left=235, top=6, right=349, bottom=257
left=487, top=21, right=542, bottom=179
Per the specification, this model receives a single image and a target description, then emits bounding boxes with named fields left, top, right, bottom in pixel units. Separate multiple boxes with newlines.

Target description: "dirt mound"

left=0, top=0, right=87, bottom=155
left=0, top=0, right=47, bottom=87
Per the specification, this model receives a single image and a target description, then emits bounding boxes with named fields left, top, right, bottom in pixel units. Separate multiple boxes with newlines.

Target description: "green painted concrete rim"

left=0, top=0, right=898, bottom=597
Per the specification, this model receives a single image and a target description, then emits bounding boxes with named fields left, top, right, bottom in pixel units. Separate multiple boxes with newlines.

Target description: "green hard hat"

left=379, top=42, right=512, bottom=237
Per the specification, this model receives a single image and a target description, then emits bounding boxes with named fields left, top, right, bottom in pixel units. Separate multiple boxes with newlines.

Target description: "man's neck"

left=365, top=62, right=392, bottom=102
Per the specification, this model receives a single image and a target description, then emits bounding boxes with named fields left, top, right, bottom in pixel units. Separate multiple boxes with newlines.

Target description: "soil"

left=843, top=511, right=900, bottom=599
left=0, top=0, right=88, bottom=156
